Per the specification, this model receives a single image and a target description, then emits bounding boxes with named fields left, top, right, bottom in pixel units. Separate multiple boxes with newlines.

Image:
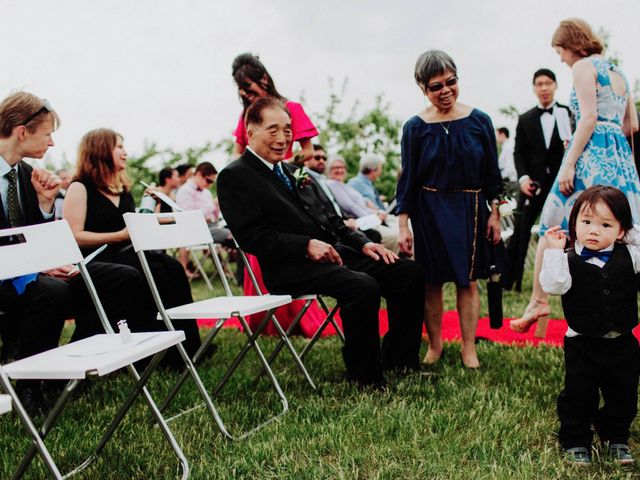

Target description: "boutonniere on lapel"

left=292, top=167, right=312, bottom=190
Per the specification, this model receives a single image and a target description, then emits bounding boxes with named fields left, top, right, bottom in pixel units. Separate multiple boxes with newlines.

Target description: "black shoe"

left=16, top=381, right=44, bottom=416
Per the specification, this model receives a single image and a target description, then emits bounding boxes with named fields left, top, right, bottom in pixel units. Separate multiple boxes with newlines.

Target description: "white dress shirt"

left=498, top=138, right=517, bottom=182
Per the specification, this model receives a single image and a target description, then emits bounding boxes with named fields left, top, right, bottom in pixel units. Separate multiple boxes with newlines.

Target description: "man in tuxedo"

left=0, top=92, right=150, bottom=411
left=218, top=98, right=424, bottom=388
left=502, top=69, right=573, bottom=291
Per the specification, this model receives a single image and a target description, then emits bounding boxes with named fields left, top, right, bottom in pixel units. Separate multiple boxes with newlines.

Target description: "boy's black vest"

left=562, top=243, right=638, bottom=336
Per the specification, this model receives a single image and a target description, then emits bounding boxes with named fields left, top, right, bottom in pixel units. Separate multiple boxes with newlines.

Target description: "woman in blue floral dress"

left=511, top=18, right=640, bottom=334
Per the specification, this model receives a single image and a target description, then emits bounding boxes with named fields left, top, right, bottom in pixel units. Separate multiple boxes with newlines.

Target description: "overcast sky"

left=3, top=0, right=639, bottom=170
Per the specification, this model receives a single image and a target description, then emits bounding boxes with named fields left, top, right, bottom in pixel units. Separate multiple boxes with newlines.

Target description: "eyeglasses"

left=313, top=154, right=327, bottom=161
left=22, top=99, right=53, bottom=125
left=426, top=76, right=458, bottom=93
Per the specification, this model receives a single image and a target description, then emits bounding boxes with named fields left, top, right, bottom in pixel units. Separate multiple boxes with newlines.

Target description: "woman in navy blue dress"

left=397, top=50, right=502, bottom=368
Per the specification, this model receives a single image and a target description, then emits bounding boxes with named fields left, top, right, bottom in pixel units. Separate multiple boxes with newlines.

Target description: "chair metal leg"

left=64, top=351, right=188, bottom=479
left=300, top=305, right=340, bottom=360
left=190, top=250, right=213, bottom=291
left=11, top=379, right=78, bottom=480
left=157, top=321, right=223, bottom=416
left=317, top=297, right=344, bottom=343
left=211, top=308, right=274, bottom=397
left=125, top=364, right=190, bottom=480
left=160, top=311, right=287, bottom=440
left=0, top=372, right=68, bottom=480
left=261, top=301, right=316, bottom=389
left=11, top=352, right=190, bottom=480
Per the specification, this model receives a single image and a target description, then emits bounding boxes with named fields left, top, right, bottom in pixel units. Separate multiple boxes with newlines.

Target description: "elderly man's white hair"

left=359, top=153, right=385, bottom=174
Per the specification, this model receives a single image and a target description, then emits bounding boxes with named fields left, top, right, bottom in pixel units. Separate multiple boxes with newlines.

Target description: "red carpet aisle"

left=197, top=311, right=640, bottom=347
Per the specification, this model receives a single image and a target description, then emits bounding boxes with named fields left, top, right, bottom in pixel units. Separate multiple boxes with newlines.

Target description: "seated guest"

left=326, top=155, right=399, bottom=252
left=174, top=161, right=236, bottom=280
left=217, top=97, right=425, bottom=388
left=305, top=145, right=381, bottom=244
left=175, top=163, right=194, bottom=187
left=175, top=161, right=233, bottom=247
left=155, top=166, right=179, bottom=212
left=53, top=168, right=71, bottom=219
left=348, top=153, right=389, bottom=210
left=63, top=128, right=202, bottom=359
left=0, top=92, right=156, bottom=411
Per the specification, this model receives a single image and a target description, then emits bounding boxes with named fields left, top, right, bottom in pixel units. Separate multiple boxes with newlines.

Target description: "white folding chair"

left=123, top=211, right=292, bottom=440
left=237, top=243, right=344, bottom=389
left=0, top=220, right=189, bottom=479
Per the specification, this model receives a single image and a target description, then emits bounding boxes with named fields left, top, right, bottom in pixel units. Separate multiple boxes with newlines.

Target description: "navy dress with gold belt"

left=397, top=109, right=502, bottom=286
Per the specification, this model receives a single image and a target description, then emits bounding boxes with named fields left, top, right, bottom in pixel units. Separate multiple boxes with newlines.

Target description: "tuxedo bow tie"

left=580, top=247, right=612, bottom=263
left=537, top=106, right=554, bottom=116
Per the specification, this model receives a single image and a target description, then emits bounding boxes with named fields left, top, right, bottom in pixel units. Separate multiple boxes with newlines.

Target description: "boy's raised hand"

left=545, top=226, right=567, bottom=249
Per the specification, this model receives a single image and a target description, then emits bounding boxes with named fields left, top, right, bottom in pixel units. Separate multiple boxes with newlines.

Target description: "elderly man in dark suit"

left=0, top=92, right=150, bottom=412
left=502, top=69, right=573, bottom=291
left=218, top=98, right=424, bottom=388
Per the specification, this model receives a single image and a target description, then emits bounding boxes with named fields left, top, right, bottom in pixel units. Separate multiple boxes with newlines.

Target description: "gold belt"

left=420, top=186, right=481, bottom=279
left=421, top=186, right=481, bottom=193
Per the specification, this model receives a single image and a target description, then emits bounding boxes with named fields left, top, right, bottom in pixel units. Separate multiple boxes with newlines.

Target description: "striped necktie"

left=274, top=163, right=293, bottom=191
left=5, top=169, right=24, bottom=227
left=2, top=168, right=37, bottom=294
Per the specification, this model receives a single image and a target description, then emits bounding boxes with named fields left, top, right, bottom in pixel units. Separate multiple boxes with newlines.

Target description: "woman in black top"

left=63, top=129, right=201, bottom=358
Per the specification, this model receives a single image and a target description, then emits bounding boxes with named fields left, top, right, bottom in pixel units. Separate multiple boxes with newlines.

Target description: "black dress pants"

left=558, top=333, right=640, bottom=448
left=502, top=191, right=546, bottom=291
left=266, top=245, right=425, bottom=383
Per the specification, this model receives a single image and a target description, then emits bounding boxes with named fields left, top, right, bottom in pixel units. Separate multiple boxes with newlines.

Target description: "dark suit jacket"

left=0, top=161, right=49, bottom=242
left=217, top=150, right=369, bottom=288
left=513, top=103, right=573, bottom=184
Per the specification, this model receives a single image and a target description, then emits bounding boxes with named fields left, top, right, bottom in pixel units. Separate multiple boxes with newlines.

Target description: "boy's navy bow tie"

left=580, top=247, right=612, bottom=262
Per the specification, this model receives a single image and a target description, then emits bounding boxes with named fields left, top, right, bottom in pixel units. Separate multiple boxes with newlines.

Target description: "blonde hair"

left=0, top=91, right=61, bottom=138
left=75, top=128, right=131, bottom=194
left=551, top=18, right=603, bottom=57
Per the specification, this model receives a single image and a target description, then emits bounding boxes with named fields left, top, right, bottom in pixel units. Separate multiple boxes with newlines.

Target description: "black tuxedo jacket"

left=217, top=150, right=369, bottom=286
left=513, top=103, right=573, bottom=183
left=0, top=161, right=48, bottom=238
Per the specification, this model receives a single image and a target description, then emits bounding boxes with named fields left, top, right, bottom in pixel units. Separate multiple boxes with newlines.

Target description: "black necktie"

left=5, top=169, right=24, bottom=227
left=274, top=163, right=293, bottom=191
left=537, top=106, right=554, bottom=116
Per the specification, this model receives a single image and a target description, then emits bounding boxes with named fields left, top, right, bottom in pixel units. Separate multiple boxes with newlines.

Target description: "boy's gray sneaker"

left=565, top=447, right=591, bottom=465
left=609, top=444, right=634, bottom=465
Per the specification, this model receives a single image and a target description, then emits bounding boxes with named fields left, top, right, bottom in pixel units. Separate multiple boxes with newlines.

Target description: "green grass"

left=1, top=269, right=638, bottom=479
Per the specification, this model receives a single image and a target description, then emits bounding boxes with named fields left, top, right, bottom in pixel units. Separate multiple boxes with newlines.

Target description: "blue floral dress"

left=539, top=57, right=640, bottom=234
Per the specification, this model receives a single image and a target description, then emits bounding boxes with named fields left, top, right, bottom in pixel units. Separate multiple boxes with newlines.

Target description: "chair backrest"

left=123, top=211, right=213, bottom=252
left=0, top=220, right=83, bottom=280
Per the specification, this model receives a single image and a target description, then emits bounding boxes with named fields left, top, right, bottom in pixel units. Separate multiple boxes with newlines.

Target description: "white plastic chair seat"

left=3, top=332, right=184, bottom=380
left=159, top=294, right=292, bottom=320
left=0, top=394, right=11, bottom=415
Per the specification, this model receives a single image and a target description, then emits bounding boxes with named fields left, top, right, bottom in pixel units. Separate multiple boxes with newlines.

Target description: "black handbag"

left=487, top=242, right=506, bottom=329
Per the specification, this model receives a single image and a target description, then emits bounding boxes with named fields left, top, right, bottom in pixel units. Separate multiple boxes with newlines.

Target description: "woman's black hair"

left=567, top=185, right=633, bottom=246
left=232, top=53, right=284, bottom=109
